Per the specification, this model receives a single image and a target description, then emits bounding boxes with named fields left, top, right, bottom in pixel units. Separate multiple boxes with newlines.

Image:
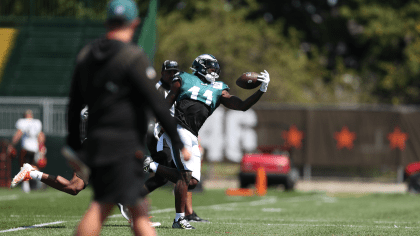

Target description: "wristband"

left=260, top=83, right=268, bottom=92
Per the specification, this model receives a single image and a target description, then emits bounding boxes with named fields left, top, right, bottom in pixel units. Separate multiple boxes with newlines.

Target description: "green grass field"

left=0, top=185, right=419, bottom=236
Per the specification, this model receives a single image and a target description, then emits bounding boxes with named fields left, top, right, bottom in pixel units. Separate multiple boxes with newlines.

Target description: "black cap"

left=162, top=60, right=179, bottom=72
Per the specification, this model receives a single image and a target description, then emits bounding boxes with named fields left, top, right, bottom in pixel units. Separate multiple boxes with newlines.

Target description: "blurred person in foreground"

left=65, top=0, right=190, bottom=235
left=144, top=54, right=270, bottom=229
left=9, top=109, right=45, bottom=193
left=118, top=60, right=209, bottom=226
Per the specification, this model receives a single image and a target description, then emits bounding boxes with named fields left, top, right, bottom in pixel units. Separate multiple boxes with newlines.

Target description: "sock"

left=150, top=162, right=158, bottom=173
left=29, top=170, right=43, bottom=181
left=22, top=181, right=30, bottom=193
left=175, top=213, right=185, bottom=221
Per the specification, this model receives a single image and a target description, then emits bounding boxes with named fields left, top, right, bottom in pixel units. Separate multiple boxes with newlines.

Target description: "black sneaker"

left=143, top=155, right=153, bottom=173
left=172, top=217, right=195, bottom=229
left=185, top=211, right=210, bottom=223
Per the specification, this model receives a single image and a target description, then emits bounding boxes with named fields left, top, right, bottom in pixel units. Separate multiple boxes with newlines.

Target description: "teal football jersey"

left=175, top=72, right=229, bottom=114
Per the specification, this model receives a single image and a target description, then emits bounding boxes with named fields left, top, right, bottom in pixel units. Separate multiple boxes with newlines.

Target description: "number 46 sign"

left=198, top=108, right=258, bottom=163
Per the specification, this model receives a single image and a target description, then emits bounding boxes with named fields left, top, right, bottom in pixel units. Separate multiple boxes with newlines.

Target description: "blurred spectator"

left=10, top=109, right=45, bottom=192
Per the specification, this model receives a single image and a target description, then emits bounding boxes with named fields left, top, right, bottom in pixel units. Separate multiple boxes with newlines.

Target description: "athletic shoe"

left=149, top=220, right=161, bottom=227
left=119, top=203, right=161, bottom=227
left=185, top=211, right=210, bottom=223
left=117, top=203, right=131, bottom=222
left=172, top=217, right=195, bottom=229
left=11, top=163, right=34, bottom=188
left=143, top=155, right=153, bottom=173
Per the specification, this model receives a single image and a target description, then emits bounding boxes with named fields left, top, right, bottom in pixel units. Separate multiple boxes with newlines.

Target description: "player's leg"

left=167, top=128, right=200, bottom=229
left=128, top=198, right=156, bottom=236
left=184, top=187, right=209, bottom=222
left=11, top=162, right=88, bottom=195
left=185, top=191, right=193, bottom=215
left=172, top=169, right=192, bottom=228
left=21, top=151, right=36, bottom=192
left=146, top=135, right=182, bottom=183
left=143, top=140, right=173, bottom=193
left=118, top=138, right=170, bottom=227
left=177, top=130, right=210, bottom=223
left=75, top=201, right=114, bottom=236
left=143, top=172, right=169, bottom=193
left=80, top=152, right=155, bottom=235
left=146, top=131, right=195, bottom=229
left=144, top=140, right=173, bottom=192
left=41, top=172, right=86, bottom=195
left=117, top=198, right=161, bottom=228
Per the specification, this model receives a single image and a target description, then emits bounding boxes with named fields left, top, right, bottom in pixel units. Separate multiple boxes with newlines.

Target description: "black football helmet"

left=191, top=54, right=220, bottom=83
left=161, top=60, right=179, bottom=72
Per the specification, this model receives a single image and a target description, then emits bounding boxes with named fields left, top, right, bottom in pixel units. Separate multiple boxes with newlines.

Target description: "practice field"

left=0, top=186, right=419, bottom=236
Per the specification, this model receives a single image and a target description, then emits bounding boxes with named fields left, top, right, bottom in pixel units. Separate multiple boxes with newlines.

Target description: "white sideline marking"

left=219, top=222, right=420, bottom=229
left=0, top=192, right=69, bottom=202
left=109, top=196, right=279, bottom=218
left=0, top=195, right=18, bottom=201
left=262, top=208, right=282, bottom=212
left=1, top=193, right=332, bottom=232
left=0, top=221, right=64, bottom=233
left=110, top=194, right=329, bottom=218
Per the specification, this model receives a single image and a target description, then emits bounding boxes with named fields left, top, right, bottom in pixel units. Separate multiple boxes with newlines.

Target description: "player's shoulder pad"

left=15, top=118, right=25, bottom=128
left=172, top=71, right=185, bottom=81
left=213, top=81, right=230, bottom=91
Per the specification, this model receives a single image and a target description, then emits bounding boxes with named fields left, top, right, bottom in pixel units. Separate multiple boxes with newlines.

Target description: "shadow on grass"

left=39, top=226, right=66, bottom=229
left=103, top=224, right=130, bottom=228
left=18, top=226, right=65, bottom=229
left=103, top=224, right=171, bottom=229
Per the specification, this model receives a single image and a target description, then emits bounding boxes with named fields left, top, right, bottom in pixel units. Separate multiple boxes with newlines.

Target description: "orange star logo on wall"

left=281, top=124, right=304, bottom=149
left=387, top=127, right=408, bottom=150
left=334, top=126, right=356, bottom=150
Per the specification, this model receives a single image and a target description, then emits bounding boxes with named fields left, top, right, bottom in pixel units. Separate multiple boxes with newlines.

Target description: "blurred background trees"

left=3, top=0, right=420, bottom=105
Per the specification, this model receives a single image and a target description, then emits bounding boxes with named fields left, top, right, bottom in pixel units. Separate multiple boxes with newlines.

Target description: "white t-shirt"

left=15, top=118, right=42, bottom=153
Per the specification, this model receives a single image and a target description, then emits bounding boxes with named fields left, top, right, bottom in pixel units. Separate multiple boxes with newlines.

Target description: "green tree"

left=340, top=0, right=420, bottom=104
left=155, top=0, right=333, bottom=103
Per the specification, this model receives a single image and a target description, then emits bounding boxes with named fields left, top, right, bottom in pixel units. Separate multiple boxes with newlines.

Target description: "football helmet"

left=162, top=60, right=179, bottom=72
left=191, top=54, right=220, bottom=83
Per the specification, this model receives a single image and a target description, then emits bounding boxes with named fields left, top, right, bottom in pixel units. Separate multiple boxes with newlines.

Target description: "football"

left=236, top=72, right=261, bottom=89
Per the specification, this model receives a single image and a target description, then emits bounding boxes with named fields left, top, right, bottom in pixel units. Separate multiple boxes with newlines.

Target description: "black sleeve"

left=66, top=63, right=84, bottom=151
left=127, top=54, right=184, bottom=152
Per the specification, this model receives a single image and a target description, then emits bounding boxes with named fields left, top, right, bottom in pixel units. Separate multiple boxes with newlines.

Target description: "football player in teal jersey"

left=144, top=54, right=270, bottom=229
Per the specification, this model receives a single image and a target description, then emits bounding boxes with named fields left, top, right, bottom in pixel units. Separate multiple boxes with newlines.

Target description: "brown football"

left=236, top=72, right=261, bottom=89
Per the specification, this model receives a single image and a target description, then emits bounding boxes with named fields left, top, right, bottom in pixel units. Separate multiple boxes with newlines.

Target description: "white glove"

left=80, top=106, right=88, bottom=121
left=257, top=70, right=270, bottom=92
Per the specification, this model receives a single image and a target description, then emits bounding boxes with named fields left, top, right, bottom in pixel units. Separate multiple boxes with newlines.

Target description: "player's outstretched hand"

left=181, top=147, right=191, bottom=161
left=257, top=70, right=270, bottom=92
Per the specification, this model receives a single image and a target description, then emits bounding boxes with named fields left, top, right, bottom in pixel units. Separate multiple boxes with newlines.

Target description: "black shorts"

left=89, top=155, right=146, bottom=205
left=147, top=133, right=175, bottom=168
left=146, top=132, right=158, bottom=157
left=20, top=149, right=35, bottom=166
left=155, top=139, right=175, bottom=167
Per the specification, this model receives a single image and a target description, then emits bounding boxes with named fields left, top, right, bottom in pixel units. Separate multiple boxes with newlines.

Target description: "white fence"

left=0, top=97, right=68, bottom=136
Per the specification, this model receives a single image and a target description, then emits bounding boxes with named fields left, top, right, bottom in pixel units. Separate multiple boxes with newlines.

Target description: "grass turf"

left=0, top=185, right=419, bottom=235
